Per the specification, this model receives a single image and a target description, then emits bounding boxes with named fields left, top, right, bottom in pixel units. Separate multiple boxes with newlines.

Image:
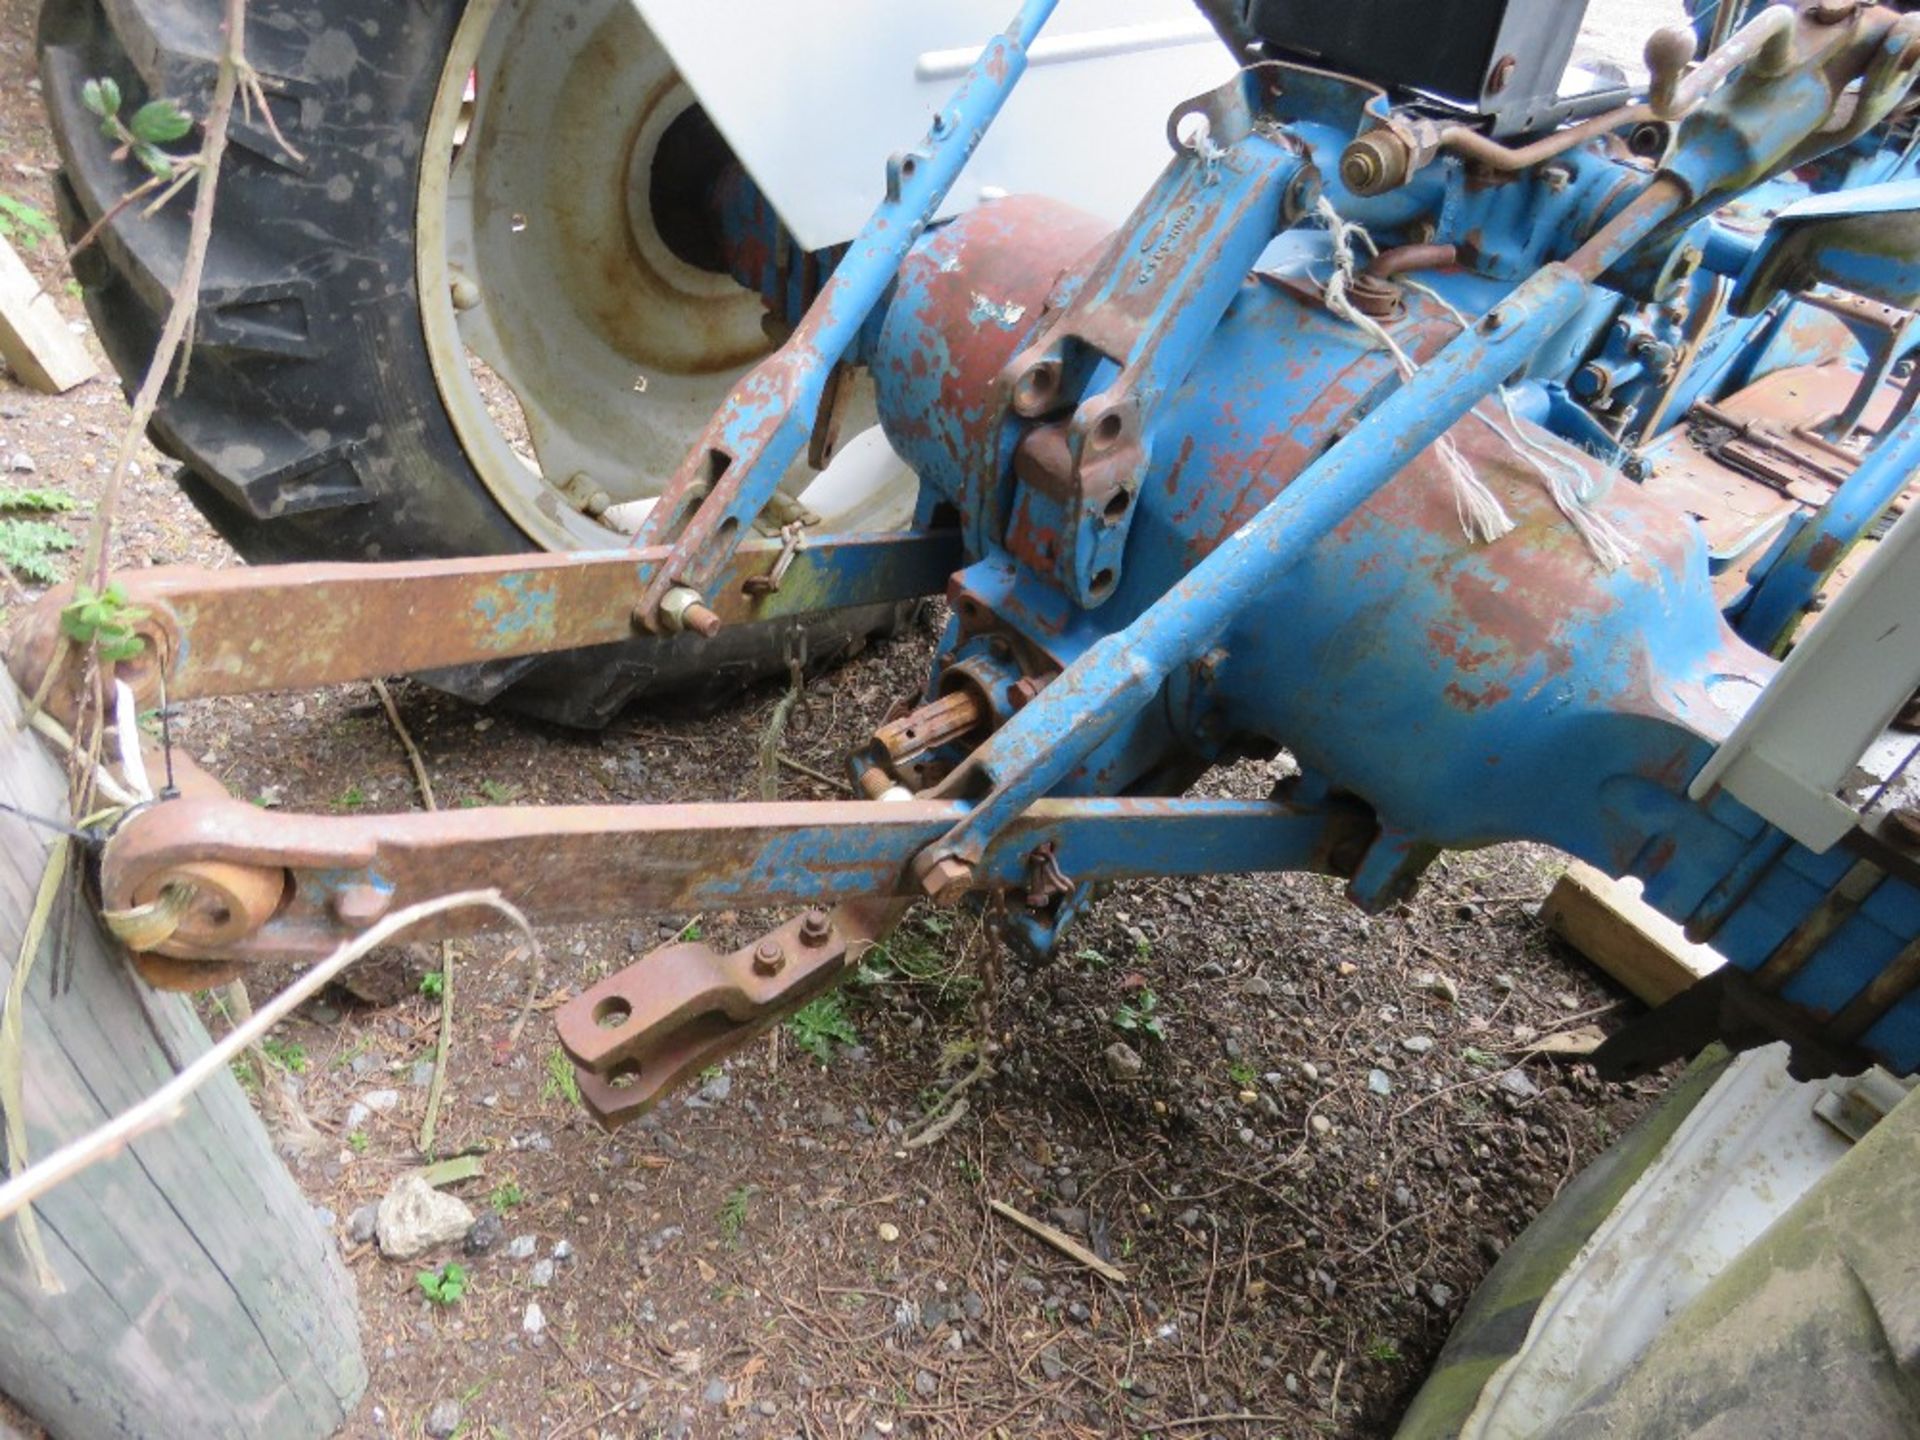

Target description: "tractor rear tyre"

left=37, top=0, right=920, bottom=727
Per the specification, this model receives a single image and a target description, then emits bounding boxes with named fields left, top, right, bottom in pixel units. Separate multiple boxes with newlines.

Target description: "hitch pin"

left=744, top=522, right=806, bottom=597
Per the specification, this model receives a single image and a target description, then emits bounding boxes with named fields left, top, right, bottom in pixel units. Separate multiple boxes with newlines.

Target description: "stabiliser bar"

left=6, top=529, right=960, bottom=720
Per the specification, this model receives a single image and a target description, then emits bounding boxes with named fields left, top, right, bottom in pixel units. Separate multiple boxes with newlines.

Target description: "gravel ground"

left=0, top=3, right=1698, bottom=1437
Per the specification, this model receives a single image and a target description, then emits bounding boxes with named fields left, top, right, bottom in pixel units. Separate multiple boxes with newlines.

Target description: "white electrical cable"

left=112, top=679, right=154, bottom=802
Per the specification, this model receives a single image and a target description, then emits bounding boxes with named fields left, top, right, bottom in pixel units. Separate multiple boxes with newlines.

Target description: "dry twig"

left=371, top=678, right=461, bottom=1155
left=988, top=1199, right=1128, bottom=1285
left=82, top=0, right=257, bottom=589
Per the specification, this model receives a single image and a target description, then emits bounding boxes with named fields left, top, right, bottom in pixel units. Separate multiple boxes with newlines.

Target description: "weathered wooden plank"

left=0, top=235, right=94, bottom=396
left=0, top=669, right=364, bottom=1438
left=1539, top=860, right=1725, bottom=1007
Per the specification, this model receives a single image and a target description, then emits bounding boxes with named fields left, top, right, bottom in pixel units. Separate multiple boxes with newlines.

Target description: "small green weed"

left=416, top=1262, right=469, bottom=1307
left=458, top=778, right=522, bottom=808
left=1366, top=1338, right=1402, bottom=1363
left=262, top=1037, right=308, bottom=1073
left=0, top=488, right=77, bottom=515
left=331, top=1035, right=373, bottom=1070
left=489, top=1181, right=524, bottom=1212
left=0, top=193, right=56, bottom=250
left=717, top=1185, right=753, bottom=1246
left=542, top=1048, right=582, bottom=1107
left=1112, top=988, right=1167, bottom=1043
left=856, top=928, right=978, bottom=1009
left=346, top=1129, right=369, bottom=1154
left=419, top=970, right=446, bottom=1000
left=786, top=993, right=857, bottom=1063
left=335, top=784, right=368, bottom=810
left=0, top=519, right=77, bottom=586
left=1228, top=1060, right=1258, bottom=1089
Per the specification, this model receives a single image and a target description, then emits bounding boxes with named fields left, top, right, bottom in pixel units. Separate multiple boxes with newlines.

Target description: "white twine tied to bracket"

left=1316, top=196, right=1515, bottom=545
left=1314, top=197, right=1637, bottom=570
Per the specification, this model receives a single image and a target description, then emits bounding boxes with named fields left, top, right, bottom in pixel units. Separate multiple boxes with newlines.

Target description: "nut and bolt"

left=752, top=938, right=787, bottom=975
left=916, top=854, right=976, bottom=908
left=798, top=909, right=834, bottom=946
left=657, top=585, right=723, bottom=638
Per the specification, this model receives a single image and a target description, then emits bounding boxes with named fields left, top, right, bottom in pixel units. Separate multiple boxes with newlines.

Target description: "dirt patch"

left=0, top=3, right=1678, bottom=1437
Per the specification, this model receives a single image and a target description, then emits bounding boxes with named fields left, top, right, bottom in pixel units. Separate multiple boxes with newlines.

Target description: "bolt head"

left=916, top=856, right=975, bottom=908
left=798, top=909, right=834, bottom=946
left=752, top=938, right=786, bottom=975
left=331, top=884, right=390, bottom=930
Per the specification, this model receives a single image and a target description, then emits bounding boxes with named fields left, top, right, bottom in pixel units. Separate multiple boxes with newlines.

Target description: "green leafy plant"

left=542, top=1047, right=582, bottom=1107
left=785, top=993, right=857, bottom=1063
left=1228, top=1060, right=1258, bottom=1089
left=1461, top=1045, right=1502, bottom=1069
left=1366, top=1338, right=1402, bottom=1363
left=457, top=778, right=522, bottom=808
left=855, top=929, right=978, bottom=1010
left=416, top=1262, right=469, bottom=1307
left=0, top=194, right=57, bottom=250
left=717, top=1186, right=753, bottom=1246
left=489, top=1181, right=524, bottom=1212
left=261, top=1037, right=308, bottom=1073
left=336, top=783, right=368, bottom=810
left=58, top=582, right=147, bottom=660
left=81, top=77, right=195, bottom=180
left=1073, top=947, right=1114, bottom=971
left=0, top=489, right=78, bottom=516
left=419, top=970, right=446, bottom=1000
left=346, top=1129, right=369, bottom=1154
left=1112, top=989, right=1167, bottom=1043
left=0, top=519, right=77, bottom=586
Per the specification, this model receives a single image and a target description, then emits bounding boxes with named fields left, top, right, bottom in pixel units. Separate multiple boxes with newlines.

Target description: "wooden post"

left=0, top=669, right=365, bottom=1437
left=1539, top=860, right=1724, bottom=1005
left=0, top=235, right=95, bottom=395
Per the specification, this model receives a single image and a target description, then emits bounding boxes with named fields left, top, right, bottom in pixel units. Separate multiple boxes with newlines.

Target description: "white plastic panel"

left=1692, top=501, right=1920, bottom=851
left=631, top=0, right=1235, bottom=251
